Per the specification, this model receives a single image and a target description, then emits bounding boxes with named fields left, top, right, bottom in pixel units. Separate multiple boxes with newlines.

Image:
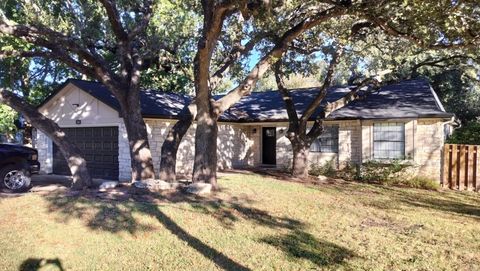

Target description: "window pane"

left=311, top=140, right=321, bottom=152
left=310, top=125, right=339, bottom=153
left=373, top=123, right=405, bottom=159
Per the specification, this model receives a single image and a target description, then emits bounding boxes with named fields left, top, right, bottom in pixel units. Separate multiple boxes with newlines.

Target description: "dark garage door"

left=53, top=127, right=119, bottom=180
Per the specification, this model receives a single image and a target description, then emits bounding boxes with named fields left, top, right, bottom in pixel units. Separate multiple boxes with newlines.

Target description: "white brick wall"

left=338, top=120, right=362, bottom=167
left=414, top=119, right=444, bottom=180
left=118, top=122, right=131, bottom=180
left=360, top=119, right=445, bottom=181
left=36, top=117, right=446, bottom=182
left=251, top=123, right=354, bottom=170
left=36, top=130, right=53, bottom=174
left=145, top=120, right=254, bottom=178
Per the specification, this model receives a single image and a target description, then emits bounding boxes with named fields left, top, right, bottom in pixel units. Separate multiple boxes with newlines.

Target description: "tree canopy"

left=1, top=0, right=479, bottom=185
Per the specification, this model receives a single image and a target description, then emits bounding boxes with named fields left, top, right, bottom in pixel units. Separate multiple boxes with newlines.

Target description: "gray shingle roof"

left=219, top=79, right=452, bottom=121
left=218, top=87, right=353, bottom=122
left=40, top=78, right=452, bottom=122
left=66, top=79, right=191, bottom=119
left=326, top=79, right=452, bottom=120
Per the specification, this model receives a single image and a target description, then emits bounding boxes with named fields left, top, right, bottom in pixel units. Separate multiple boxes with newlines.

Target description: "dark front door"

left=53, top=126, right=119, bottom=180
left=262, top=127, right=276, bottom=165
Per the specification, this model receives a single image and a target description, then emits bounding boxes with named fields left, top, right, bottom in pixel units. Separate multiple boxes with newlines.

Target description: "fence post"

left=459, top=145, right=466, bottom=190
left=467, top=145, right=474, bottom=190
left=443, top=145, right=449, bottom=188
left=451, top=144, right=458, bottom=190
left=476, top=146, right=479, bottom=192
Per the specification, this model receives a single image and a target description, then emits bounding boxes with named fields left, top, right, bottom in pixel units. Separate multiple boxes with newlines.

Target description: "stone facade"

left=36, top=117, right=447, bottom=182
left=34, top=83, right=447, bottom=182
left=36, top=130, right=53, bottom=174
left=118, top=122, right=131, bottom=180
left=414, top=119, right=444, bottom=180
left=338, top=120, right=362, bottom=167
left=246, top=121, right=362, bottom=170
left=358, top=119, right=444, bottom=180
left=143, top=120, right=255, bottom=180
left=246, top=118, right=445, bottom=181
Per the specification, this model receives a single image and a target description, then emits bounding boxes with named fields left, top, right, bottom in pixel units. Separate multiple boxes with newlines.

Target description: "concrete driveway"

left=32, top=174, right=72, bottom=186
left=0, top=174, right=121, bottom=197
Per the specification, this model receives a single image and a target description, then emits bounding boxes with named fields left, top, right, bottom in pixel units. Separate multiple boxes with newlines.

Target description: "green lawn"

left=0, top=172, right=479, bottom=271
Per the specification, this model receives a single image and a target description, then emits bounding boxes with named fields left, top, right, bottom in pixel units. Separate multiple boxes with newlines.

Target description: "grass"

left=0, top=172, right=479, bottom=271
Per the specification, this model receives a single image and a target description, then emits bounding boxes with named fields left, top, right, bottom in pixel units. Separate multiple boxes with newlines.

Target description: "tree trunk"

left=192, top=109, right=218, bottom=187
left=0, top=88, right=92, bottom=189
left=159, top=112, right=193, bottom=182
left=121, top=94, right=156, bottom=181
left=53, top=136, right=92, bottom=190
left=290, top=139, right=311, bottom=179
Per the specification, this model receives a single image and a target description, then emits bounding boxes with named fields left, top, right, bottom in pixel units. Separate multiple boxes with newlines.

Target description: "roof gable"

left=38, top=82, right=121, bottom=125
left=50, top=79, right=191, bottom=119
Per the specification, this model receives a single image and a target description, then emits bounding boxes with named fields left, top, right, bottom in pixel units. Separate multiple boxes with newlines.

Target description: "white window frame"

left=310, top=125, right=339, bottom=153
left=373, top=122, right=406, bottom=160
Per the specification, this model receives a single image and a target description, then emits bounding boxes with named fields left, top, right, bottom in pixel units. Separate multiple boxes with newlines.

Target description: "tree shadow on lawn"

left=396, top=193, right=480, bottom=219
left=329, top=183, right=480, bottom=220
left=40, top=190, right=316, bottom=271
left=374, top=187, right=480, bottom=219
left=184, top=197, right=304, bottom=230
left=45, top=196, right=156, bottom=234
left=261, top=230, right=356, bottom=268
left=19, top=257, right=64, bottom=271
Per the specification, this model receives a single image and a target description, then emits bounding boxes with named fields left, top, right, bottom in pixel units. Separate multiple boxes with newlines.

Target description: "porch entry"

left=262, top=127, right=276, bottom=165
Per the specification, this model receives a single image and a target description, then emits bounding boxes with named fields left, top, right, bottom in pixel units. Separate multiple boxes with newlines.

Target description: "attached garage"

left=53, top=127, right=119, bottom=180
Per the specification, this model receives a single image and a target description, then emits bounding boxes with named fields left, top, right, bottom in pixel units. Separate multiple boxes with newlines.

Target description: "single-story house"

left=35, top=78, right=454, bottom=181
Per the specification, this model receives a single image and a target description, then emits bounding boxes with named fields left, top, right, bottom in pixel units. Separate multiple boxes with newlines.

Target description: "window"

left=373, top=122, right=405, bottom=159
left=310, top=125, right=339, bottom=153
left=265, top=129, right=275, bottom=137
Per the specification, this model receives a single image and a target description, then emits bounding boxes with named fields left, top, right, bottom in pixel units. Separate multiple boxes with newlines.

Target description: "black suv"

left=0, top=144, right=40, bottom=192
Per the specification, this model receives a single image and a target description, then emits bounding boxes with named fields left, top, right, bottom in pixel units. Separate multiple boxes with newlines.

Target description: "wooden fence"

left=443, top=144, right=479, bottom=191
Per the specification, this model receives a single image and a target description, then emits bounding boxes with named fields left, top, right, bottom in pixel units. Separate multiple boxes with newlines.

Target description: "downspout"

left=443, top=116, right=461, bottom=140
left=440, top=116, right=460, bottom=187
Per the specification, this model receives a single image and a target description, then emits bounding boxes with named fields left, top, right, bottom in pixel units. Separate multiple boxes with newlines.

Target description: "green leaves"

left=0, top=104, right=18, bottom=135
left=447, top=122, right=480, bottom=145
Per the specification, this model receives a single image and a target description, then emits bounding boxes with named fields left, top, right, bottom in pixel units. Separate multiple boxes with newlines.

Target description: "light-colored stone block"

left=186, top=182, right=212, bottom=195
left=99, top=181, right=119, bottom=191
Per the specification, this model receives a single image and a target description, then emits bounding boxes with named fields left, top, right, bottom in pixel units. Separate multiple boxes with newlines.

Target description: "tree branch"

left=0, top=50, right=53, bottom=59
left=0, top=21, right=95, bottom=64
left=0, top=49, right=97, bottom=79
left=0, top=16, right=124, bottom=94
left=98, top=0, right=129, bottom=43
left=300, top=45, right=344, bottom=125
left=194, top=0, right=236, bottom=103
left=368, top=16, right=480, bottom=49
left=210, top=35, right=262, bottom=87
left=214, top=5, right=346, bottom=117
left=0, top=88, right=92, bottom=188
left=410, top=55, right=471, bottom=77
left=129, top=0, right=154, bottom=39
left=287, top=44, right=323, bottom=55
left=274, top=61, right=299, bottom=124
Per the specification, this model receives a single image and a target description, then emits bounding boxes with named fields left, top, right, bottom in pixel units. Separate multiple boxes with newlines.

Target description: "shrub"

left=358, top=160, right=411, bottom=184
left=309, top=160, right=336, bottom=177
left=309, top=159, right=440, bottom=191
left=402, top=176, right=440, bottom=190
left=335, top=162, right=360, bottom=181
